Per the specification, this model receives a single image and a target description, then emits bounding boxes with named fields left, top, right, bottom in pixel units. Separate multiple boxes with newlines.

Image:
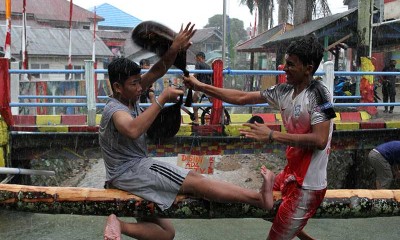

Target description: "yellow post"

left=0, top=118, right=9, bottom=167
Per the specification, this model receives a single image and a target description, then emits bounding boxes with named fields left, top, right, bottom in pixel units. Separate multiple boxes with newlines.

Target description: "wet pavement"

left=369, top=85, right=400, bottom=119
left=1, top=158, right=400, bottom=240
left=0, top=209, right=399, bottom=240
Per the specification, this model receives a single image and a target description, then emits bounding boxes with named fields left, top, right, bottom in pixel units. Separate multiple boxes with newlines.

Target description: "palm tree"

left=241, top=0, right=332, bottom=34
left=278, top=0, right=289, bottom=24
left=279, top=0, right=331, bottom=26
left=240, top=0, right=275, bottom=34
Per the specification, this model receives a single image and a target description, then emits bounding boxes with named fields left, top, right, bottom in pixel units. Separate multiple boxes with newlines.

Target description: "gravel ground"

left=74, top=153, right=287, bottom=190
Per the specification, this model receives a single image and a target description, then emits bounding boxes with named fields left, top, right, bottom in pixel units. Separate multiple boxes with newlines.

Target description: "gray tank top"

left=99, top=98, right=148, bottom=181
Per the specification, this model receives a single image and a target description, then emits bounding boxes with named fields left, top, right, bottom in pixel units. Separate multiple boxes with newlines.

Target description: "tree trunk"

left=258, top=3, right=268, bottom=33
left=278, top=0, right=289, bottom=24
left=293, top=0, right=313, bottom=26
left=1, top=184, right=400, bottom=219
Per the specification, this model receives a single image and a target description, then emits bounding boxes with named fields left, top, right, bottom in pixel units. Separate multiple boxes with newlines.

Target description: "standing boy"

left=184, top=35, right=336, bottom=240
left=381, top=59, right=399, bottom=113
left=191, top=51, right=212, bottom=124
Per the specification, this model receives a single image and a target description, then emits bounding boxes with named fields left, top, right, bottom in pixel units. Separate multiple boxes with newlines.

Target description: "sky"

left=73, top=0, right=348, bottom=31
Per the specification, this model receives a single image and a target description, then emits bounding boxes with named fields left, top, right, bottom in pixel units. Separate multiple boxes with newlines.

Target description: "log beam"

left=1, top=184, right=399, bottom=219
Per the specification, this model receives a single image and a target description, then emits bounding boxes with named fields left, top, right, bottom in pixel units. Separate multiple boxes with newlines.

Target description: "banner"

left=177, top=154, right=214, bottom=174
left=0, top=58, right=14, bottom=126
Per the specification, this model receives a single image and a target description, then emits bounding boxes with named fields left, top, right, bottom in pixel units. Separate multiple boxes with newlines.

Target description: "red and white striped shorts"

left=268, top=171, right=327, bottom=240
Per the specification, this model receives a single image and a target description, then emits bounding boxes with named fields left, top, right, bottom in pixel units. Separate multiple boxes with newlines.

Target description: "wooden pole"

left=1, top=184, right=399, bottom=219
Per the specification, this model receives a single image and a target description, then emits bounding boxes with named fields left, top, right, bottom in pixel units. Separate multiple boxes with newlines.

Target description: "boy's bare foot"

left=104, top=214, right=121, bottom=240
left=260, top=165, right=275, bottom=210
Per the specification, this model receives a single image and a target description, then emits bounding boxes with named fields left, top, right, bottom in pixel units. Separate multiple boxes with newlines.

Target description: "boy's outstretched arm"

left=183, top=74, right=264, bottom=105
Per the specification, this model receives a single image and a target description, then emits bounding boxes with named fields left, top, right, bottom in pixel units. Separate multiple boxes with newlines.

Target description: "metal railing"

left=8, top=61, right=400, bottom=126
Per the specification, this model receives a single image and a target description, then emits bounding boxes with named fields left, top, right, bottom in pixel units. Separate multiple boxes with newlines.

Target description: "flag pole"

left=92, top=6, right=96, bottom=62
left=4, top=0, right=11, bottom=59
left=68, top=0, right=73, bottom=80
left=21, top=0, right=27, bottom=69
left=222, top=0, right=226, bottom=69
left=21, top=0, right=28, bottom=81
left=92, top=6, right=98, bottom=98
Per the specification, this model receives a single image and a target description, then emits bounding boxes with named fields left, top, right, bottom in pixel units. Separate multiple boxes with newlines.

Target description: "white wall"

left=384, top=0, right=400, bottom=20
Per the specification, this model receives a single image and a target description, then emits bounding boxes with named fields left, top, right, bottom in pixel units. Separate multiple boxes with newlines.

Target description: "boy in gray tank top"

left=102, top=23, right=275, bottom=240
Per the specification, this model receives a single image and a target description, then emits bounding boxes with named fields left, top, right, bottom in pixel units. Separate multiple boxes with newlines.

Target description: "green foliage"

left=204, top=14, right=248, bottom=70
left=204, top=14, right=248, bottom=49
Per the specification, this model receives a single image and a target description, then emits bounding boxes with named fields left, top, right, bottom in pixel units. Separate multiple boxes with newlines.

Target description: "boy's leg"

left=382, top=86, right=388, bottom=112
left=180, top=165, right=275, bottom=210
left=368, top=150, right=393, bottom=189
left=104, top=214, right=175, bottom=240
left=104, top=214, right=121, bottom=240
left=267, top=182, right=326, bottom=240
left=389, top=93, right=395, bottom=112
left=192, top=91, right=200, bottom=123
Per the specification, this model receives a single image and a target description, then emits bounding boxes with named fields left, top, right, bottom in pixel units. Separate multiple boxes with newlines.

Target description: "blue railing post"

left=85, top=60, right=96, bottom=126
left=323, top=61, right=334, bottom=99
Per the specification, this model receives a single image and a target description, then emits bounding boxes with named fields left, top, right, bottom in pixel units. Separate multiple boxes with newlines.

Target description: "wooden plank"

left=1, top=184, right=399, bottom=219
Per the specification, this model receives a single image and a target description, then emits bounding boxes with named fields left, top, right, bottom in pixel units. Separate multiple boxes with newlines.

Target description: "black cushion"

left=147, top=95, right=183, bottom=142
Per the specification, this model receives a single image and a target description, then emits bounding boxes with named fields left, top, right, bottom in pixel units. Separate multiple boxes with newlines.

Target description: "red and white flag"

left=4, top=0, right=11, bottom=59
left=21, top=0, right=27, bottom=69
left=92, top=6, right=96, bottom=61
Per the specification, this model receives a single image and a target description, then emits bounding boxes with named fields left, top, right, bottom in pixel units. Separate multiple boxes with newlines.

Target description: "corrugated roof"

left=93, top=3, right=141, bottom=29
left=235, top=23, right=292, bottom=52
left=0, top=26, right=112, bottom=57
left=259, top=8, right=400, bottom=51
left=265, top=8, right=358, bottom=46
left=0, top=0, right=103, bottom=23
left=191, top=27, right=222, bottom=43
left=96, top=30, right=130, bottom=40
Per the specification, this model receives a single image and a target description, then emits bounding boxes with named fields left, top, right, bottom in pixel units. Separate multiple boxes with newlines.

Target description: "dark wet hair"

left=286, top=35, right=324, bottom=74
left=108, top=57, right=141, bottom=91
left=139, top=59, right=150, bottom=67
left=196, top=51, right=206, bottom=59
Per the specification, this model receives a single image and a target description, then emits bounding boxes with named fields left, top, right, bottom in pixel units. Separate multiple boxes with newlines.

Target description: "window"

left=205, top=43, right=214, bottom=53
left=30, top=63, right=49, bottom=79
left=65, top=65, right=84, bottom=80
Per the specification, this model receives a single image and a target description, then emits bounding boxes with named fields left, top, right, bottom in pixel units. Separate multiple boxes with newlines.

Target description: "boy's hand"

left=171, top=23, right=196, bottom=52
left=158, top=87, right=184, bottom=104
left=240, top=122, right=272, bottom=142
left=183, top=75, right=202, bottom=91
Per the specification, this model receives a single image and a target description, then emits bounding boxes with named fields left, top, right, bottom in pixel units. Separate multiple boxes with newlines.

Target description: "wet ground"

left=1, top=210, right=399, bottom=240
left=1, top=157, right=400, bottom=240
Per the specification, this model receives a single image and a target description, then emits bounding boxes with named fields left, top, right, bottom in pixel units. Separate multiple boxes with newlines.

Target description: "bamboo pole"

left=1, top=184, right=399, bottom=219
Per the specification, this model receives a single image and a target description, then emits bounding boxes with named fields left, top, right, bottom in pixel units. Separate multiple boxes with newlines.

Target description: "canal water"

left=1, top=157, right=400, bottom=239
